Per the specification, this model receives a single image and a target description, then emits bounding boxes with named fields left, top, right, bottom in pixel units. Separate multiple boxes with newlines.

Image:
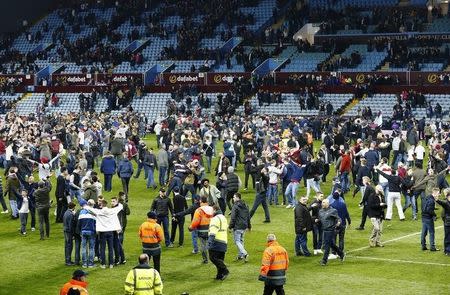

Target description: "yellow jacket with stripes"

left=124, top=265, right=163, bottom=295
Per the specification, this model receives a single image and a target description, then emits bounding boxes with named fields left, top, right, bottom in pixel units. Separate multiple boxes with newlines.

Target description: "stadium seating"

left=345, top=94, right=398, bottom=117
left=282, top=52, right=331, bottom=72
left=339, top=45, right=387, bottom=72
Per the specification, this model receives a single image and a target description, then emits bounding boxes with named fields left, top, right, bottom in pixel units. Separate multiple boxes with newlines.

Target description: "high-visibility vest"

left=60, top=279, right=89, bottom=295
left=209, top=214, right=228, bottom=246
left=189, top=204, right=213, bottom=238
left=124, top=267, right=163, bottom=295
left=260, top=241, right=289, bottom=286
left=139, top=219, right=163, bottom=249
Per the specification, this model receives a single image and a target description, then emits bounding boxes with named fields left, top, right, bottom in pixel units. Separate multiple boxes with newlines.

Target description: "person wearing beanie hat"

left=139, top=211, right=164, bottom=273
left=60, top=269, right=89, bottom=295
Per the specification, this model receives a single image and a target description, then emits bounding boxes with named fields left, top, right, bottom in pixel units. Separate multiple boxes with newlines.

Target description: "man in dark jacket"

left=229, top=192, right=251, bottom=262
left=112, top=196, right=129, bottom=265
left=100, top=151, right=116, bottom=192
left=5, top=167, right=21, bottom=219
left=173, top=195, right=201, bottom=254
left=118, top=153, right=134, bottom=198
left=56, top=168, right=69, bottom=223
left=295, top=196, right=313, bottom=256
left=318, top=199, right=345, bottom=266
left=421, top=188, right=440, bottom=251
left=170, top=188, right=188, bottom=247
left=249, top=162, right=270, bottom=223
left=309, top=193, right=323, bottom=255
left=34, top=179, right=52, bottom=240
left=63, top=202, right=76, bottom=265
left=436, top=189, right=450, bottom=255
left=225, top=166, right=240, bottom=213
left=143, top=147, right=158, bottom=189
left=331, top=192, right=351, bottom=252
left=151, top=188, right=173, bottom=247
left=366, top=179, right=386, bottom=247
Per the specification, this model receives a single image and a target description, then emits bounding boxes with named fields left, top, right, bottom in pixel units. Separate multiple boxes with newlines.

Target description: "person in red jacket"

left=60, top=269, right=89, bottom=295
left=337, top=150, right=352, bottom=194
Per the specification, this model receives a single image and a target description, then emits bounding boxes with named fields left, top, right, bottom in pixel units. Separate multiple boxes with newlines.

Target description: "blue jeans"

left=158, top=166, right=167, bottom=186
left=81, top=232, right=96, bottom=266
left=9, top=200, right=18, bottom=217
left=99, top=231, right=114, bottom=266
left=380, top=182, right=389, bottom=199
left=157, top=216, right=171, bottom=246
left=233, top=229, right=248, bottom=258
left=249, top=192, right=270, bottom=221
left=70, top=189, right=82, bottom=203
left=113, top=231, right=125, bottom=263
left=312, top=223, right=323, bottom=250
left=191, top=229, right=198, bottom=252
left=340, top=172, right=350, bottom=192
left=266, top=184, right=278, bottom=205
left=104, top=174, right=113, bottom=192
left=285, top=182, right=299, bottom=206
left=146, top=168, right=156, bottom=188
left=205, top=155, right=212, bottom=173
left=321, top=230, right=343, bottom=264
left=166, top=176, right=182, bottom=197
left=403, top=193, right=417, bottom=219
left=295, top=232, right=311, bottom=256
left=421, top=218, right=436, bottom=249
left=64, top=231, right=74, bottom=263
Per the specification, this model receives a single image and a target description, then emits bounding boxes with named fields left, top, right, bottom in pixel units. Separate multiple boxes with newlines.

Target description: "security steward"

left=139, top=211, right=164, bottom=274
left=189, top=196, right=214, bottom=264
left=124, top=254, right=163, bottom=295
left=259, top=234, right=289, bottom=295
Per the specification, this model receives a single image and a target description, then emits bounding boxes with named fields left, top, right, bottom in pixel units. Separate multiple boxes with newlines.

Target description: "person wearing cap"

left=139, top=211, right=164, bottom=273
left=78, top=199, right=96, bottom=268
left=198, top=179, right=221, bottom=207
left=259, top=234, right=289, bottom=295
left=151, top=188, right=173, bottom=248
left=208, top=205, right=229, bottom=280
left=33, top=178, right=52, bottom=240
left=60, top=269, right=89, bottom=295
left=124, top=254, right=163, bottom=295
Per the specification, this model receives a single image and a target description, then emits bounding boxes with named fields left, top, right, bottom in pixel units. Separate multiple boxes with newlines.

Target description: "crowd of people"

left=1, top=98, right=450, bottom=294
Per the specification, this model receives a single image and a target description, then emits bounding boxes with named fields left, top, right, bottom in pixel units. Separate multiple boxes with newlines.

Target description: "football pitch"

left=1, top=137, right=449, bottom=295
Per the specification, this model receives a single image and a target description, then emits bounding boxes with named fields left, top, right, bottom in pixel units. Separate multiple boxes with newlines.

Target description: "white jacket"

left=86, top=203, right=123, bottom=232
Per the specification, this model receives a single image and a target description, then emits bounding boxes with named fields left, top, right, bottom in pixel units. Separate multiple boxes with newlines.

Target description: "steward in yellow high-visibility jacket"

left=207, top=206, right=229, bottom=280
left=124, top=254, right=163, bottom=295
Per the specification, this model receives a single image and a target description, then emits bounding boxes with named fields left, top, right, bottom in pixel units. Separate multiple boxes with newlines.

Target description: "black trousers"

left=56, top=197, right=67, bottom=223
left=359, top=206, right=368, bottom=229
left=143, top=250, right=161, bottom=274
left=263, top=283, right=285, bottom=295
left=37, top=208, right=50, bottom=239
left=209, top=250, right=228, bottom=278
left=170, top=216, right=185, bottom=246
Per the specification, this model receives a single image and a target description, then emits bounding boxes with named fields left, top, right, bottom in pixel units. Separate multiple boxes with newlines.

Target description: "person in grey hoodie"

left=157, top=146, right=169, bottom=187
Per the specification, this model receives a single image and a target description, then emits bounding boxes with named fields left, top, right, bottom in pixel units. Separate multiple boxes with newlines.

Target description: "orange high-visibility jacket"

left=60, top=279, right=89, bottom=295
left=260, top=241, right=289, bottom=286
left=189, top=203, right=214, bottom=238
left=139, top=218, right=163, bottom=247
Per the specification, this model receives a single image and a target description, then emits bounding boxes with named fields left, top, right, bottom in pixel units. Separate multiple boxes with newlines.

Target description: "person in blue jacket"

left=118, top=152, right=134, bottom=199
left=100, top=151, right=116, bottom=192
left=330, top=192, right=351, bottom=252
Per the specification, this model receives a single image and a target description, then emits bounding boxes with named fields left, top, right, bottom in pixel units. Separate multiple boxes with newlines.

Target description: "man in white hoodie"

left=266, top=160, right=283, bottom=206
left=83, top=199, right=123, bottom=269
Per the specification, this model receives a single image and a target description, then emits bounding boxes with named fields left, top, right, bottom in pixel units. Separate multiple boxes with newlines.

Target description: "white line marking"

left=350, top=256, right=450, bottom=267
left=347, top=225, right=444, bottom=254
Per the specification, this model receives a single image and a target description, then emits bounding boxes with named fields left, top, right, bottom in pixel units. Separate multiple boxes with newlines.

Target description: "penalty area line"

left=347, top=225, right=444, bottom=254
left=349, top=256, right=450, bottom=267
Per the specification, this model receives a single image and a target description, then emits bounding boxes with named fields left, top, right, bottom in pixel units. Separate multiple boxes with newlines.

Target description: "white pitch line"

left=350, top=256, right=450, bottom=267
left=347, top=225, right=444, bottom=254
